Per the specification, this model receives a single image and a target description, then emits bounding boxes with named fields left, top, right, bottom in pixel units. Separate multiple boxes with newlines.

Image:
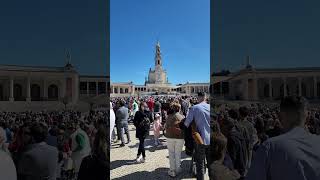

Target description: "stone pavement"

left=110, top=124, right=209, bottom=180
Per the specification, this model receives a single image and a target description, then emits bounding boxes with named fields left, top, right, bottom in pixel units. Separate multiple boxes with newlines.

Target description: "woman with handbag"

left=133, top=102, right=153, bottom=163
left=164, top=101, right=185, bottom=178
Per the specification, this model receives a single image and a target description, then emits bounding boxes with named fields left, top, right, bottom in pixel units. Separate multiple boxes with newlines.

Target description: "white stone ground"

left=110, top=124, right=209, bottom=180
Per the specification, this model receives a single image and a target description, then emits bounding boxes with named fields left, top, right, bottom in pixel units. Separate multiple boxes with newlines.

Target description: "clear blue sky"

left=213, top=0, right=320, bottom=72
left=110, top=0, right=210, bottom=85
left=0, top=0, right=107, bottom=76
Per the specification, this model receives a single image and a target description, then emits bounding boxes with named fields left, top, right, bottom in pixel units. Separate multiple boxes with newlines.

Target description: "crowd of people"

left=111, top=94, right=320, bottom=180
left=110, top=93, right=211, bottom=179
left=0, top=109, right=109, bottom=180
left=210, top=96, right=320, bottom=180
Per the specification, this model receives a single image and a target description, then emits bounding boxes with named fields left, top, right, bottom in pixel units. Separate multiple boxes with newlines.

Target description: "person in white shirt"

left=110, top=102, right=116, bottom=144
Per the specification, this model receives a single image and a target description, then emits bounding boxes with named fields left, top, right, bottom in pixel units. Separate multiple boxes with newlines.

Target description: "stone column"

left=243, top=78, right=248, bottom=100
left=283, top=77, right=287, bottom=97
left=253, top=77, right=258, bottom=100
left=314, top=76, right=317, bottom=98
left=118, top=87, right=120, bottom=94
left=61, top=78, right=66, bottom=99
left=269, top=78, right=272, bottom=99
left=96, top=81, right=99, bottom=96
left=86, top=82, right=89, bottom=96
left=298, top=77, right=302, bottom=96
left=9, top=77, right=14, bottom=102
left=26, top=76, right=31, bottom=102
left=43, top=79, right=47, bottom=100
left=73, top=75, right=79, bottom=104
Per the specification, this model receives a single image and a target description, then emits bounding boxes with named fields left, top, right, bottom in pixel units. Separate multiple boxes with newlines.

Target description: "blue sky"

left=110, top=0, right=210, bottom=85
left=213, top=0, right=320, bottom=72
left=0, top=0, right=107, bottom=75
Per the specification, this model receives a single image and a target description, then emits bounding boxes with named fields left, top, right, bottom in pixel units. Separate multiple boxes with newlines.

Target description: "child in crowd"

left=153, top=113, right=162, bottom=146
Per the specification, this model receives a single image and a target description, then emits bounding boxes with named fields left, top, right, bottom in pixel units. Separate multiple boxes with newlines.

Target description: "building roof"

left=80, top=75, right=109, bottom=79
left=0, top=64, right=74, bottom=73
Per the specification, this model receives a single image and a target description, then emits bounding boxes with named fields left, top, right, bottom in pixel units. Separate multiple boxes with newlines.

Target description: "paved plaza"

left=110, top=124, right=209, bottom=180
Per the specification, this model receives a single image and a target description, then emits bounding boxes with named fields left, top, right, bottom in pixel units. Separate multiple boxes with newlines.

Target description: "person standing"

left=116, top=100, right=130, bottom=147
left=16, top=122, right=59, bottom=180
left=110, top=102, right=116, bottom=144
left=247, top=96, right=320, bottom=180
left=133, top=102, right=153, bottom=163
left=184, top=92, right=210, bottom=180
left=165, top=102, right=185, bottom=177
left=70, top=122, right=91, bottom=177
left=153, top=113, right=162, bottom=146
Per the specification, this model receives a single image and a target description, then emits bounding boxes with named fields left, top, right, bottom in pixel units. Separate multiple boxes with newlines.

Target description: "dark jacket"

left=77, top=154, right=108, bottom=180
left=133, top=110, right=153, bottom=139
left=227, top=128, right=248, bottom=177
left=17, top=142, right=58, bottom=180
left=209, top=162, right=240, bottom=180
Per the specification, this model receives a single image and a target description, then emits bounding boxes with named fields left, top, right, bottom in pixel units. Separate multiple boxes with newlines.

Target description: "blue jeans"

left=195, top=144, right=210, bottom=180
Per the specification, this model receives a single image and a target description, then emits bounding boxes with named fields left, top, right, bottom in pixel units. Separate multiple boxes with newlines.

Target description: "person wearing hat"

left=153, top=113, right=162, bottom=146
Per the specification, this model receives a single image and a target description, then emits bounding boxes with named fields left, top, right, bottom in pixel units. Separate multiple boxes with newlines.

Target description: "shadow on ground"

left=112, top=161, right=195, bottom=180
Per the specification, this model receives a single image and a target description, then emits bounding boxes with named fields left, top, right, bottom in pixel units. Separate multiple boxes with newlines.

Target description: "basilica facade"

left=111, top=41, right=209, bottom=97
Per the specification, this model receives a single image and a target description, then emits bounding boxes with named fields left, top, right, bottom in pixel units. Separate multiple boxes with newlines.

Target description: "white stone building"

left=111, top=41, right=209, bottom=97
left=0, top=60, right=109, bottom=111
left=213, top=57, right=320, bottom=101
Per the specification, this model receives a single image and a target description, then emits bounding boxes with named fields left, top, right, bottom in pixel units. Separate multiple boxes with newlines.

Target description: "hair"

left=280, top=96, right=307, bottom=129
left=280, top=96, right=306, bottom=113
left=198, top=92, right=205, bottom=97
left=239, top=106, right=249, bottom=118
left=211, top=120, right=221, bottom=134
left=30, top=122, right=48, bottom=143
left=169, top=102, right=181, bottom=113
left=119, top=100, right=125, bottom=107
left=228, top=109, right=238, bottom=120
left=210, top=132, right=227, bottom=162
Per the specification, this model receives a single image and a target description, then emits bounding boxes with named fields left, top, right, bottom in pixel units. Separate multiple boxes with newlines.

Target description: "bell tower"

left=155, top=41, right=162, bottom=68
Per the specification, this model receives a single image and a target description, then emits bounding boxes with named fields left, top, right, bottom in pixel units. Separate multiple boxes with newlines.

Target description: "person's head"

left=197, top=92, right=206, bottom=103
left=119, top=100, right=125, bottom=107
left=169, top=102, right=181, bottom=114
left=209, top=132, right=228, bottom=163
left=139, top=102, right=147, bottom=111
left=228, top=109, right=238, bottom=120
left=155, top=113, right=161, bottom=120
left=280, top=96, right=307, bottom=132
left=239, top=106, right=249, bottom=119
left=220, top=117, right=234, bottom=137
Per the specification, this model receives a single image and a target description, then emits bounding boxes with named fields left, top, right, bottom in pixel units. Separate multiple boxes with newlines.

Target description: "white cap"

left=155, top=113, right=160, bottom=118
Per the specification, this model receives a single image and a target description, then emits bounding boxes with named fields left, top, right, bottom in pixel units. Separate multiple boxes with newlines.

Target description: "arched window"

left=31, top=84, right=41, bottom=101
left=125, top=88, right=128, bottom=93
left=48, top=84, right=59, bottom=100
left=14, top=84, right=23, bottom=101
left=114, top=88, right=118, bottom=94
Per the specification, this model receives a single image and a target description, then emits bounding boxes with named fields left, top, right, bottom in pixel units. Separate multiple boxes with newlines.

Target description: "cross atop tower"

left=64, top=48, right=73, bottom=69
left=246, top=55, right=252, bottom=69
